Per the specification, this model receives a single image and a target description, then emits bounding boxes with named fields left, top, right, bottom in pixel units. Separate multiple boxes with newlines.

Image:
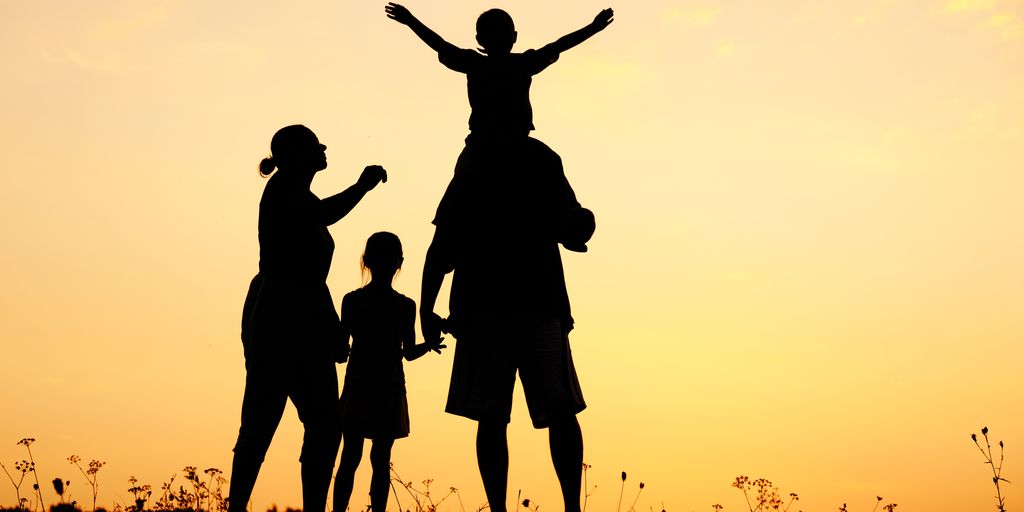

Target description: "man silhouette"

left=420, top=140, right=595, bottom=512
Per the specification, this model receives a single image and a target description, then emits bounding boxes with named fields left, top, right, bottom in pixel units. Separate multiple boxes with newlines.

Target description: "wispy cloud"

left=942, top=0, right=1024, bottom=41
left=989, top=12, right=1024, bottom=39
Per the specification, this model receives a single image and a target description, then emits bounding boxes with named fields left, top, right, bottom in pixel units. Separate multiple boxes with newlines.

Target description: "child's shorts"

left=445, top=316, right=586, bottom=428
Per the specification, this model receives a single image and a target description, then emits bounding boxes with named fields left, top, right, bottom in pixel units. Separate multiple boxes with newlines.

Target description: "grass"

left=0, top=428, right=1011, bottom=512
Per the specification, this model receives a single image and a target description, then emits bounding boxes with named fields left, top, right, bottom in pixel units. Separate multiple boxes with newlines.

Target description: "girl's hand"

left=591, top=8, right=614, bottom=30
left=429, top=338, right=448, bottom=354
left=385, top=3, right=415, bottom=25
left=358, top=164, right=388, bottom=191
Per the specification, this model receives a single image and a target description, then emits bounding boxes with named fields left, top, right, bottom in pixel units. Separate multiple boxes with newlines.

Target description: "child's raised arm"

left=385, top=3, right=459, bottom=54
left=540, top=8, right=614, bottom=55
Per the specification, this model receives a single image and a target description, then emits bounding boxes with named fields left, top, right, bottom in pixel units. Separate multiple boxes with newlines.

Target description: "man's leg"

left=518, top=319, right=587, bottom=512
left=548, top=415, right=583, bottom=512
left=477, top=420, right=509, bottom=512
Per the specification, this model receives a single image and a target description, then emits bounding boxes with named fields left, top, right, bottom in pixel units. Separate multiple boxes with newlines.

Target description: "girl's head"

left=258, top=124, right=328, bottom=177
left=476, top=9, right=516, bottom=55
left=361, top=231, right=404, bottom=283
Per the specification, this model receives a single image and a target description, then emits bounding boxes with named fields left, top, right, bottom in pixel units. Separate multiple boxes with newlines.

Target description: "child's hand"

left=429, top=338, right=448, bottom=354
left=358, top=164, right=387, bottom=191
left=336, top=343, right=350, bottom=364
left=591, top=8, right=614, bottom=30
left=385, top=3, right=415, bottom=25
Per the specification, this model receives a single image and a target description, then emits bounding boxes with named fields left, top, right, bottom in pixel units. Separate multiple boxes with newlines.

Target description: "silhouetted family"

left=229, top=4, right=612, bottom=512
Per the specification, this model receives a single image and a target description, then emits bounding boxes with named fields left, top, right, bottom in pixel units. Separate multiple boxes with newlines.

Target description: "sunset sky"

left=1, top=0, right=1022, bottom=511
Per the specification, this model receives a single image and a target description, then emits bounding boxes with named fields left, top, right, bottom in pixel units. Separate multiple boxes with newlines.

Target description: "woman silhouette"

left=230, top=124, right=387, bottom=512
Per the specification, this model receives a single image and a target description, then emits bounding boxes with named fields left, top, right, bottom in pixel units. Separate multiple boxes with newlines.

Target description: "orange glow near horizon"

left=1, top=1, right=1022, bottom=511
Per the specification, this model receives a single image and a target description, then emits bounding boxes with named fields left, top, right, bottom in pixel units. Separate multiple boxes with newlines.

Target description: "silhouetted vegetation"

left=2, top=430, right=1013, bottom=512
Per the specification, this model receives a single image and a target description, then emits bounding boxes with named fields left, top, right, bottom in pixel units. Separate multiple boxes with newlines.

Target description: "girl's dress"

left=338, top=286, right=415, bottom=439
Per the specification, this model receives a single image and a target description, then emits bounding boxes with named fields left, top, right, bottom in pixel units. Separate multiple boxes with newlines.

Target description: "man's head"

left=476, top=9, right=516, bottom=55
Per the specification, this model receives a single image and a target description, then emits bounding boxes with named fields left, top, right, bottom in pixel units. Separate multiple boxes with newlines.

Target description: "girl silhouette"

left=231, top=125, right=386, bottom=512
left=333, top=232, right=445, bottom=512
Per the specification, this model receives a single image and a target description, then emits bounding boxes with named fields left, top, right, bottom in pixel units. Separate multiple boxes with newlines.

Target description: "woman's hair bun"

left=258, top=156, right=276, bottom=177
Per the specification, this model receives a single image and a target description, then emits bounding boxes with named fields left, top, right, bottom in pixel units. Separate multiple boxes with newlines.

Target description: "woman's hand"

left=591, top=8, right=614, bottom=30
left=385, top=3, right=415, bottom=25
left=358, top=164, right=388, bottom=191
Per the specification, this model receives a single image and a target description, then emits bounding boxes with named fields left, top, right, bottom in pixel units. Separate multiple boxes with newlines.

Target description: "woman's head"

left=476, top=9, right=516, bottom=55
left=361, top=231, right=404, bottom=283
left=258, top=124, right=328, bottom=177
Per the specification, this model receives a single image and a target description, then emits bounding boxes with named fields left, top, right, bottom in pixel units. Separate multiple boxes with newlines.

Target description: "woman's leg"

left=293, top=361, right=341, bottom=512
left=368, top=439, right=395, bottom=512
left=333, top=433, right=363, bottom=512
left=229, top=365, right=288, bottom=512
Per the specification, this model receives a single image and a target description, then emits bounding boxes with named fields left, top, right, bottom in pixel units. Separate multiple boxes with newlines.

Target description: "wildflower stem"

left=1, top=462, right=25, bottom=507
left=628, top=486, right=644, bottom=512
left=24, top=444, right=45, bottom=512
left=617, top=478, right=625, bottom=512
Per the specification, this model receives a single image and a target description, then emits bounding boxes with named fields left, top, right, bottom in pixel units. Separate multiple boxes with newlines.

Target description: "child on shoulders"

left=386, top=2, right=613, bottom=143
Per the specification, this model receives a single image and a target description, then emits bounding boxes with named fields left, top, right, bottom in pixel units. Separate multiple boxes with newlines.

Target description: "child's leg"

left=333, top=433, right=364, bottom=512
left=368, top=439, right=395, bottom=512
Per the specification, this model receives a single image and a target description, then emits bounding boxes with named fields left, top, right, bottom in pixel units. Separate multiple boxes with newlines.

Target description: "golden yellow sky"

left=1, top=0, right=1022, bottom=511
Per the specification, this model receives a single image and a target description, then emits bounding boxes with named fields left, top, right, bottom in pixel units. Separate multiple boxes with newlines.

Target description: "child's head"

left=361, top=231, right=404, bottom=283
left=476, top=9, right=517, bottom=55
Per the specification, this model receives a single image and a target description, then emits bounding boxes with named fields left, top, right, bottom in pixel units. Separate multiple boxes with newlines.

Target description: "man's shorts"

left=445, top=316, right=586, bottom=428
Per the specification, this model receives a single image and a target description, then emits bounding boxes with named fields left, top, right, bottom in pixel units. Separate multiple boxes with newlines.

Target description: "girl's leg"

left=332, top=433, right=364, bottom=512
left=368, top=439, right=395, bottom=512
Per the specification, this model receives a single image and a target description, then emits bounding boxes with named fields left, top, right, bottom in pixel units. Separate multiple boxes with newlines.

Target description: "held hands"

left=420, top=311, right=448, bottom=353
left=385, top=3, right=415, bottom=25
left=427, top=337, right=447, bottom=355
left=358, top=164, right=387, bottom=191
left=591, top=8, right=614, bottom=30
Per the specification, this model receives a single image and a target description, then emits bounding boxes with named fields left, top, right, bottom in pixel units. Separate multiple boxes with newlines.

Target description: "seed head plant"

left=972, top=426, right=1010, bottom=512
left=68, top=456, right=104, bottom=512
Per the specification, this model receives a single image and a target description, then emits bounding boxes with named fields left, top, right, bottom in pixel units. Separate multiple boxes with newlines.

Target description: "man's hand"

left=385, top=3, right=415, bottom=25
left=357, top=164, right=387, bottom=191
left=591, top=8, right=614, bottom=30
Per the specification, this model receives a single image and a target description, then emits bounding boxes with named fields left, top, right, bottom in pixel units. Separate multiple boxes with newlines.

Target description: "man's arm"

left=319, top=165, right=387, bottom=226
left=386, top=3, right=460, bottom=54
left=420, top=226, right=455, bottom=344
left=539, top=8, right=614, bottom=55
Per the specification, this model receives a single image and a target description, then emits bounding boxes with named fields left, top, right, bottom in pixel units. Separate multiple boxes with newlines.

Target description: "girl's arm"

left=319, top=165, right=387, bottom=226
left=403, top=297, right=446, bottom=361
left=539, top=8, right=614, bottom=55
left=386, top=3, right=460, bottom=54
